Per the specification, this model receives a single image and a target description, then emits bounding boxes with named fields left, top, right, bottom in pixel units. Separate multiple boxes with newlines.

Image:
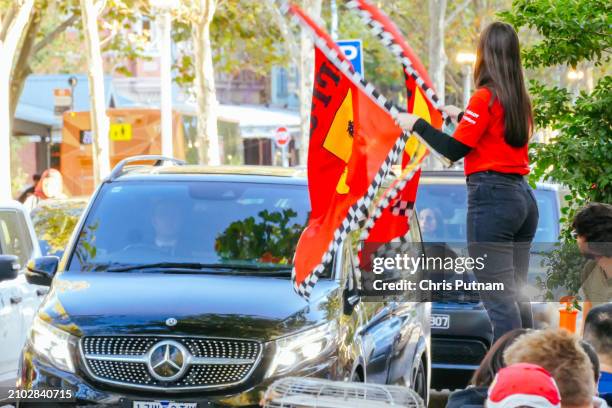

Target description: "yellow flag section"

left=322, top=89, right=354, bottom=194
left=403, top=86, right=430, bottom=172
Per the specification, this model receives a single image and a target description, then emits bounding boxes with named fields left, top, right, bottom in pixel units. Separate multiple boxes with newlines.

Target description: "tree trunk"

left=0, top=0, right=35, bottom=200
left=298, top=0, right=322, bottom=166
left=428, top=0, right=447, bottom=104
left=9, top=6, right=40, bottom=127
left=193, top=0, right=219, bottom=165
left=80, top=0, right=110, bottom=186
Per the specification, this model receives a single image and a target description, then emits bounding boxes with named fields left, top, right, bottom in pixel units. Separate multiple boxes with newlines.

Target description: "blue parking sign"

left=336, top=39, right=364, bottom=77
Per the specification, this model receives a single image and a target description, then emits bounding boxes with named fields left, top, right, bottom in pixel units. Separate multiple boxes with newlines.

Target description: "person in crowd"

left=17, top=173, right=41, bottom=203
left=418, top=207, right=445, bottom=241
left=504, top=329, right=595, bottom=408
left=572, top=203, right=612, bottom=306
left=23, top=168, right=67, bottom=211
left=486, top=363, right=562, bottom=408
left=584, top=304, right=612, bottom=396
left=397, top=21, right=537, bottom=341
left=446, top=328, right=528, bottom=408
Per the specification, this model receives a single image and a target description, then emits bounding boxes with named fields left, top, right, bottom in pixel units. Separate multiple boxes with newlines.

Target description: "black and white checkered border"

left=356, top=161, right=422, bottom=259
left=374, top=234, right=413, bottom=260
left=345, top=0, right=446, bottom=119
left=344, top=0, right=452, bottom=168
left=391, top=200, right=414, bottom=217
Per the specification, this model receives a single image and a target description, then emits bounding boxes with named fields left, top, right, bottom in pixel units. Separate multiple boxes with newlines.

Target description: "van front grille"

left=81, top=336, right=261, bottom=391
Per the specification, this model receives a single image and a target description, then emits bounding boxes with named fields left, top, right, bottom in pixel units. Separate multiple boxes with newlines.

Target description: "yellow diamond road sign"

left=110, top=123, right=132, bottom=141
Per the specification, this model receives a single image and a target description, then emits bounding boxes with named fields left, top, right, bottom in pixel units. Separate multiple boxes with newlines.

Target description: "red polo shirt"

left=453, top=87, right=530, bottom=176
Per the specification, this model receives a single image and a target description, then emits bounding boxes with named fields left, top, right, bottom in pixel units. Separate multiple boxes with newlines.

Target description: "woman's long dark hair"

left=471, top=328, right=528, bottom=387
left=474, top=22, right=533, bottom=147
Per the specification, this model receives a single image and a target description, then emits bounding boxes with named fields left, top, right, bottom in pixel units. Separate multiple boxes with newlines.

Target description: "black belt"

left=467, top=170, right=525, bottom=182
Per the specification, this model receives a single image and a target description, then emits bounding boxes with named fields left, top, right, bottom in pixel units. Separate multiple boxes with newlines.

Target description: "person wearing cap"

left=486, top=363, right=561, bottom=408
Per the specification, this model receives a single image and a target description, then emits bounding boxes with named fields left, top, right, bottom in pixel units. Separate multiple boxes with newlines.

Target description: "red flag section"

left=293, top=46, right=407, bottom=298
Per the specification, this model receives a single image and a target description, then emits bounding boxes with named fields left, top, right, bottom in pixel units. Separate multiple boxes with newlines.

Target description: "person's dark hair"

left=470, top=328, right=528, bottom=387
left=33, top=173, right=41, bottom=182
left=584, top=303, right=612, bottom=361
left=474, top=22, right=533, bottom=147
left=580, top=340, right=601, bottom=384
left=572, top=202, right=612, bottom=257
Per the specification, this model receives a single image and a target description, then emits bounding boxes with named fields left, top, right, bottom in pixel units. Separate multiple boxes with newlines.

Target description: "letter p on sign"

left=337, top=39, right=364, bottom=77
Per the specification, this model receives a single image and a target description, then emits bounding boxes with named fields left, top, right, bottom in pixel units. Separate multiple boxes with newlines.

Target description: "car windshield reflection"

left=68, top=181, right=310, bottom=275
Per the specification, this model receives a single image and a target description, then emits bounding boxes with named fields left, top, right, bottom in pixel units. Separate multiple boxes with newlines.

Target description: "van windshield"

left=68, top=180, right=311, bottom=274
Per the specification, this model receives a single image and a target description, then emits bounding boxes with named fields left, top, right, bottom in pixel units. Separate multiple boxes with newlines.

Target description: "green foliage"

left=530, top=76, right=612, bottom=212
left=215, top=209, right=304, bottom=264
left=535, top=243, right=586, bottom=304
left=503, top=0, right=612, bottom=298
left=500, top=0, right=611, bottom=68
left=173, top=0, right=285, bottom=86
left=28, top=0, right=152, bottom=75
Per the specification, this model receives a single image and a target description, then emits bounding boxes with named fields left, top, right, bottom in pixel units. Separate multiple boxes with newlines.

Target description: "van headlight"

left=266, top=322, right=337, bottom=377
left=30, top=317, right=76, bottom=373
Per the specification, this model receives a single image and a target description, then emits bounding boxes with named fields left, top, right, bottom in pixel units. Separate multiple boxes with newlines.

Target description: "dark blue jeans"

left=466, top=171, right=539, bottom=342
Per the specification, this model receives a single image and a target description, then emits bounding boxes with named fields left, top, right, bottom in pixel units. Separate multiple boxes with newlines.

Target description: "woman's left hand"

left=397, top=113, right=421, bottom=132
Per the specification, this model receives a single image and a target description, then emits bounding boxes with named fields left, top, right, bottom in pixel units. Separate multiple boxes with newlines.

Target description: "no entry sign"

left=274, top=127, right=291, bottom=149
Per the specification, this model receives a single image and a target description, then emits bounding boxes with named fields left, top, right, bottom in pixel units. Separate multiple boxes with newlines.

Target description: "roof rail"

left=108, top=155, right=186, bottom=181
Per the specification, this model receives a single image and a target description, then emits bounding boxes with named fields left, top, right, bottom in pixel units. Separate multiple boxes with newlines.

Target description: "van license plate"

left=430, top=314, right=450, bottom=329
left=133, top=402, right=197, bottom=408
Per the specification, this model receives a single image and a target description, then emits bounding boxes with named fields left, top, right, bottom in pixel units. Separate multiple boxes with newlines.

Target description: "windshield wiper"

left=106, top=262, right=292, bottom=273
left=107, top=262, right=213, bottom=272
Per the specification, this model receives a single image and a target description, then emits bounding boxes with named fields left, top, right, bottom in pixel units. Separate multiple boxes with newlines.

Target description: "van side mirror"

left=26, top=256, right=59, bottom=286
left=0, top=255, right=20, bottom=282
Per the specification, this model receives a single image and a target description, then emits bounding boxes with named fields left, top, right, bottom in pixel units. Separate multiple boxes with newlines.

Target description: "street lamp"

left=567, top=69, right=584, bottom=81
left=456, top=52, right=476, bottom=107
left=150, top=0, right=178, bottom=158
left=566, top=69, right=584, bottom=102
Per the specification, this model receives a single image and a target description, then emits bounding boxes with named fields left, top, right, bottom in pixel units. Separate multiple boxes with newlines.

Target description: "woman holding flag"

left=398, top=22, right=538, bottom=341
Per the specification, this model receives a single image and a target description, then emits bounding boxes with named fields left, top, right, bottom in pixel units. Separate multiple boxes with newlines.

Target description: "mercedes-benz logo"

left=147, top=340, right=189, bottom=381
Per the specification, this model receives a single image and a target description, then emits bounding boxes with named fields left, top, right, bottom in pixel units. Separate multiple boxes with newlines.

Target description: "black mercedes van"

left=18, top=156, right=430, bottom=407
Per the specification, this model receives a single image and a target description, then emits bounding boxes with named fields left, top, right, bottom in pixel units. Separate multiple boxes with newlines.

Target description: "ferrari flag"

left=285, top=3, right=409, bottom=299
